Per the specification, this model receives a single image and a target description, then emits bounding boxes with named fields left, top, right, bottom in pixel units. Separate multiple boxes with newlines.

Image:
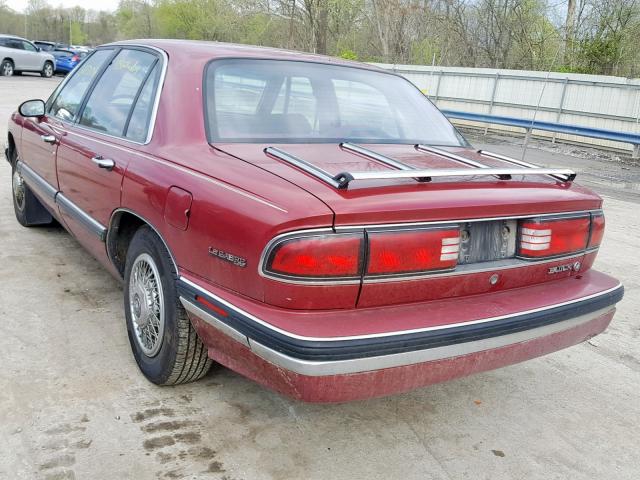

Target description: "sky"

left=4, top=0, right=120, bottom=12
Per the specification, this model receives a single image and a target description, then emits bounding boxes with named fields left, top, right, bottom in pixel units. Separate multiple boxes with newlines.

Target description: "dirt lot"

left=1, top=75, right=639, bottom=480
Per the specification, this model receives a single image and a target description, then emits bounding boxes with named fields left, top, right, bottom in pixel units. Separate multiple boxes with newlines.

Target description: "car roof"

left=0, top=34, right=26, bottom=40
left=106, top=39, right=386, bottom=73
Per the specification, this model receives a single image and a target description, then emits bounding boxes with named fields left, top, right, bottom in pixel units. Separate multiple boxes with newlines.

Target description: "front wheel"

left=1, top=59, right=14, bottom=77
left=124, top=226, right=212, bottom=385
left=11, top=160, right=53, bottom=227
left=41, top=61, right=54, bottom=78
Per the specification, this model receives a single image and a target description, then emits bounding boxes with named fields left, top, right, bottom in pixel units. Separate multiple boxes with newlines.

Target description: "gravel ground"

left=1, top=75, right=639, bottom=480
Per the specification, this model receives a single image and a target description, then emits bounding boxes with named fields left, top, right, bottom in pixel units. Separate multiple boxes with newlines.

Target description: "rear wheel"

left=1, top=59, right=13, bottom=77
left=41, top=61, right=53, bottom=78
left=124, top=226, right=212, bottom=385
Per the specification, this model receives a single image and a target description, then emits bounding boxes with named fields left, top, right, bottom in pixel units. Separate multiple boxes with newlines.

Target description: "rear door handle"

left=40, top=134, right=56, bottom=144
left=91, top=156, right=115, bottom=171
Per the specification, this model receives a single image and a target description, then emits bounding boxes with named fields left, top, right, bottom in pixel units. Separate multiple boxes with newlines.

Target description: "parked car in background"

left=5, top=41, right=623, bottom=402
left=33, top=40, right=57, bottom=52
left=51, top=48, right=87, bottom=75
left=70, top=45, right=91, bottom=53
left=0, top=34, right=55, bottom=77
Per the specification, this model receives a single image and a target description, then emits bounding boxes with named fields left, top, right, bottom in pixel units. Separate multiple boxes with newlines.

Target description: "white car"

left=0, top=34, right=55, bottom=77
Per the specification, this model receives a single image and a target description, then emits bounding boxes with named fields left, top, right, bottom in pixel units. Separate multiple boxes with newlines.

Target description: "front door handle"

left=91, top=156, right=115, bottom=171
left=40, top=134, right=56, bottom=144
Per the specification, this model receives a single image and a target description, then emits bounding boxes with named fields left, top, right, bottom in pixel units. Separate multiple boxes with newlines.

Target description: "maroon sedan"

left=6, top=40, right=623, bottom=402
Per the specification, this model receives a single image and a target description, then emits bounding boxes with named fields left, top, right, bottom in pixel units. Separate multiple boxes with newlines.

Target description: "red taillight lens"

left=267, top=234, right=363, bottom=278
left=589, top=213, right=605, bottom=248
left=519, top=216, right=590, bottom=258
left=367, top=228, right=460, bottom=275
left=72, top=55, right=79, bottom=62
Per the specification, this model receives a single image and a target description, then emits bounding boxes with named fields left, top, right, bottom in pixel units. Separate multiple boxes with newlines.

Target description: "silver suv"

left=0, top=34, right=56, bottom=77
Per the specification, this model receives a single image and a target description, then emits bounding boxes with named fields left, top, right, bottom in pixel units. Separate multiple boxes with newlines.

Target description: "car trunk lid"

left=215, top=142, right=603, bottom=308
left=214, top=143, right=602, bottom=226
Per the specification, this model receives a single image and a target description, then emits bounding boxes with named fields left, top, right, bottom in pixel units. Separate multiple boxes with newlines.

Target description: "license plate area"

left=458, top=220, right=517, bottom=264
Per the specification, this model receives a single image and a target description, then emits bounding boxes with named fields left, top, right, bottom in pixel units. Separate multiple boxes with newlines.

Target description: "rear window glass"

left=204, top=59, right=465, bottom=146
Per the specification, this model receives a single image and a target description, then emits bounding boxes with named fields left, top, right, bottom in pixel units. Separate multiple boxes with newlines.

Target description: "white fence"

left=374, top=63, right=640, bottom=154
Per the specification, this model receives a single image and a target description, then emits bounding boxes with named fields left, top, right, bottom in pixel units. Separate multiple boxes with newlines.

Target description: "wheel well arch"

left=6, top=131, right=16, bottom=165
left=107, top=209, right=178, bottom=278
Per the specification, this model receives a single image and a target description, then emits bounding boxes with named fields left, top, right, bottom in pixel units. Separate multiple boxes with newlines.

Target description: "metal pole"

left=427, top=54, right=436, bottom=98
left=434, top=71, right=442, bottom=103
left=484, top=72, right=500, bottom=135
left=552, top=78, right=569, bottom=144
left=633, top=90, right=640, bottom=159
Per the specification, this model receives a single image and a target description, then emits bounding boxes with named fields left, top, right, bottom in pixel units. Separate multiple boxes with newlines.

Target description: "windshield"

left=204, top=59, right=466, bottom=146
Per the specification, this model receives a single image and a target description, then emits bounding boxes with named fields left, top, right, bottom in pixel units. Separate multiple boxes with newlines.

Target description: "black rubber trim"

left=178, top=280, right=623, bottom=362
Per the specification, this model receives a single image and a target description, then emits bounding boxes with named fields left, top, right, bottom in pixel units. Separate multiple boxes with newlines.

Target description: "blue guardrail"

left=442, top=110, right=640, bottom=158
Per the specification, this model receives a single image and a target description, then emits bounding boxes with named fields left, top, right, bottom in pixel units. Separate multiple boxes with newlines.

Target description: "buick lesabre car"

left=6, top=40, right=623, bottom=402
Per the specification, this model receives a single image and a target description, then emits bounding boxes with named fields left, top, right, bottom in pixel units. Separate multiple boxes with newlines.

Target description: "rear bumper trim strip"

left=177, top=277, right=623, bottom=362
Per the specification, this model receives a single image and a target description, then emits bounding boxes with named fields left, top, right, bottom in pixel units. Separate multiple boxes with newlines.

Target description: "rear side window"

left=48, top=49, right=113, bottom=122
left=6, top=39, right=23, bottom=50
left=78, top=49, right=158, bottom=138
left=125, top=64, right=161, bottom=142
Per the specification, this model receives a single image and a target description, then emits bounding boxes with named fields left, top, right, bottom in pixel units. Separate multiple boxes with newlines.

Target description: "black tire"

left=1, top=59, right=14, bottom=77
left=124, top=225, right=212, bottom=385
left=41, top=61, right=54, bottom=78
left=11, top=158, right=53, bottom=227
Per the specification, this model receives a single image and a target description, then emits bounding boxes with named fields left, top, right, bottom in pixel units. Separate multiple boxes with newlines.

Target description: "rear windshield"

left=204, top=59, right=466, bottom=146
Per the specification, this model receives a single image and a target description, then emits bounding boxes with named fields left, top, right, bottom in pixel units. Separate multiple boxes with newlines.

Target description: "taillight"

left=266, top=234, right=363, bottom=278
left=519, top=216, right=590, bottom=258
left=263, top=211, right=605, bottom=281
left=367, top=228, right=460, bottom=275
left=72, top=55, right=79, bottom=62
left=589, top=212, right=605, bottom=248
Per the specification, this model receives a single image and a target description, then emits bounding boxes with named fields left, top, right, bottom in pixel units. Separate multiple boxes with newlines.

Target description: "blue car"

left=51, top=49, right=87, bottom=74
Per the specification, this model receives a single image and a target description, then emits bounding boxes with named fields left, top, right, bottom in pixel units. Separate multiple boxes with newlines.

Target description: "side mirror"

left=19, top=99, right=45, bottom=118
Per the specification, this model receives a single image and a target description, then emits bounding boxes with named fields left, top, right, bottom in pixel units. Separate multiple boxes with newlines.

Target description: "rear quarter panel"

left=120, top=143, right=343, bottom=305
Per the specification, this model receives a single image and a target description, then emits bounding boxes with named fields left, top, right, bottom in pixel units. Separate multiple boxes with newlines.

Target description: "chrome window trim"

left=259, top=210, right=603, bottom=285
left=44, top=44, right=168, bottom=147
left=179, top=275, right=622, bottom=342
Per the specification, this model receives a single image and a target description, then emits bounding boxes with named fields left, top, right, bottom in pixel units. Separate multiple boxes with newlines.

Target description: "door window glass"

left=48, top=49, right=113, bottom=122
left=22, top=41, right=37, bottom=52
left=125, top=64, right=160, bottom=142
left=78, top=49, right=158, bottom=137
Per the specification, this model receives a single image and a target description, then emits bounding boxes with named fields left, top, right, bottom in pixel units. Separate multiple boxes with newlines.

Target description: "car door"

left=5, top=38, right=28, bottom=70
left=19, top=49, right=113, bottom=211
left=20, top=40, right=41, bottom=70
left=55, top=47, right=162, bottom=260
